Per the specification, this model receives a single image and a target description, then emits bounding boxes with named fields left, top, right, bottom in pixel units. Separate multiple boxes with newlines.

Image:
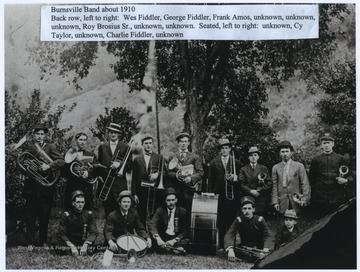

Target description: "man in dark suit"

left=132, top=134, right=164, bottom=225
left=239, top=146, right=272, bottom=217
left=20, top=124, right=65, bottom=246
left=97, top=123, right=133, bottom=216
left=103, top=190, right=152, bottom=252
left=208, top=138, right=241, bottom=249
left=148, top=187, right=189, bottom=254
left=167, top=132, right=203, bottom=214
left=64, top=132, right=99, bottom=210
left=271, top=141, right=310, bottom=215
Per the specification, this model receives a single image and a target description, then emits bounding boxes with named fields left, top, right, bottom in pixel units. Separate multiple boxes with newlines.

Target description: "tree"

left=5, top=89, right=75, bottom=220
left=30, top=4, right=351, bottom=156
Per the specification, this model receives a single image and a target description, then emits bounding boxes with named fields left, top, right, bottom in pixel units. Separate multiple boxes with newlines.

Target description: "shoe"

left=172, top=247, right=186, bottom=256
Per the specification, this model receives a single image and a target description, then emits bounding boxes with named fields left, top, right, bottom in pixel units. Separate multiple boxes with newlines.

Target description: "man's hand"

left=155, top=237, right=166, bottom=248
left=81, top=170, right=89, bottom=179
left=134, top=195, right=140, bottom=205
left=336, top=177, right=348, bottom=185
left=149, top=172, right=159, bottom=181
left=166, top=239, right=176, bottom=247
left=68, top=243, right=79, bottom=256
left=146, top=238, right=152, bottom=248
left=108, top=240, right=118, bottom=252
left=250, top=190, right=260, bottom=197
left=40, top=163, right=50, bottom=172
left=184, top=176, right=192, bottom=184
left=227, top=248, right=236, bottom=262
left=80, top=243, right=88, bottom=256
left=110, top=161, right=121, bottom=169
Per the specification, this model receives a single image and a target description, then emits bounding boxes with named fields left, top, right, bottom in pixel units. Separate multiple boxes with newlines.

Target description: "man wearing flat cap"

left=239, top=146, right=272, bottom=217
left=271, top=141, right=310, bottom=215
left=50, top=190, right=99, bottom=256
left=224, top=196, right=273, bottom=262
left=132, top=134, right=164, bottom=225
left=20, top=124, right=65, bottom=246
left=103, top=190, right=152, bottom=253
left=309, top=133, right=353, bottom=218
left=97, top=123, right=133, bottom=216
left=167, top=132, right=204, bottom=214
left=148, top=188, right=189, bottom=254
left=208, top=138, right=241, bottom=248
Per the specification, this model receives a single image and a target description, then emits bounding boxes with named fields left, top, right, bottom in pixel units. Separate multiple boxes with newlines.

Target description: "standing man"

left=97, top=123, right=133, bottom=216
left=167, top=132, right=203, bottom=214
left=103, top=190, right=152, bottom=253
left=208, top=138, right=241, bottom=249
left=132, top=134, right=164, bottom=225
left=64, top=132, right=98, bottom=211
left=20, top=124, right=65, bottom=246
left=239, top=146, right=272, bottom=217
left=50, top=190, right=99, bottom=256
left=309, top=133, right=353, bottom=218
left=148, top=187, right=189, bottom=254
left=271, top=141, right=310, bottom=215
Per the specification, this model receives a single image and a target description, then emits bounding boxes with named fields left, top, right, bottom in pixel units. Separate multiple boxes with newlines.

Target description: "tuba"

left=17, top=143, right=60, bottom=187
left=225, top=151, right=238, bottom=200
left=257, top=171, right=267, bottom=187
left=168, top=157, right=196, bottom=189
left=98, top=139, right=134, bottom=201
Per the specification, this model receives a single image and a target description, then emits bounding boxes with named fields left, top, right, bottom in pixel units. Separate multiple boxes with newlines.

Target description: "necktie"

left=180, top=152, right=186, bottom=160
left=251, top=164, right=255, bottom=170
left=168, top=210, right=172, bottom=222
left=282, top=163, right=288, bottom=187
left=222, top=157, right=228, bottom=169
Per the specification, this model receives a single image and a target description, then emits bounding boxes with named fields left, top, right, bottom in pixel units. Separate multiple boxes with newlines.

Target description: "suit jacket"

left=239, top=163, right=272, bottom=213
left=103, top=208, right=149, bottom=242
left=97, top=141, right=132, bottom=198
left=148, top=205, right=189, bottom=241
left=167, top=151, right=204, bottom=198
left=271, top=160, right=310, bottom=214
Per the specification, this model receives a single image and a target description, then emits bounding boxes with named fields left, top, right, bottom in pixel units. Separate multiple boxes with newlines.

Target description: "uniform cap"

left=176, top=132, right=190, bottom=142
left=71, top=190, right=85, bottom=201
left=106, top=123, right=121, bottom=133
left=283, top=209, right=298, bottom=220
left=320, top=132, right=334, bottom=142
left=116, top=190, right=133, bottom=203
left=240, top=196, right=255, bottom=206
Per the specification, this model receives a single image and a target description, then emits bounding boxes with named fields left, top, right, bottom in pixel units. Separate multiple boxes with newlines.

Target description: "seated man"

left=103, top=190, right=152, bottom=253
left=275, top=209, right=300, bottom=249
left=148, top=188, right=189, bottom=254
left=50, top=190, right=99, bottom=256
left=224, top=196, right=273, bottom=262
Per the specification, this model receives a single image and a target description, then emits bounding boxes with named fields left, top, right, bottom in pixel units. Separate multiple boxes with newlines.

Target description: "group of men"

left=17, top=122, right=353, bottom=261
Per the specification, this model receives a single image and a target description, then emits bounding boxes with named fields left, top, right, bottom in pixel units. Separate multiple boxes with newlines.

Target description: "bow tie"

left=145, top=152, right=152, bottom=156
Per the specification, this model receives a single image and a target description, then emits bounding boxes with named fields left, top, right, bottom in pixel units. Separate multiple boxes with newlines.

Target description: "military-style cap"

left=164, top=187, right=177, bottom=197
left=248, top=146, right=261, bottom=155
left=283, top=209, right=298, bottom=220
left=106, top=123, right=121, bottom=133
left=116, top=190, right=133, bottom=203
left=240, top=196, right=255, bottom=206
left=141, top=134, right=153, bottom=143
left=320, top=132, right=334, bottom=142
left=278, top=140, right=294, bottom=151
left=176, top=132, right=190, bottom=142
left=71, top=190, right=85, bottom=201
left=218, top=138, right=232, bottom=148
left=33, top=124, right=48, bottom=133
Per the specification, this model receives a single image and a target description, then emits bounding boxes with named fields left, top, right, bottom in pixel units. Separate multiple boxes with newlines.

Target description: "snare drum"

left=116, top=234, right=147, bottom=258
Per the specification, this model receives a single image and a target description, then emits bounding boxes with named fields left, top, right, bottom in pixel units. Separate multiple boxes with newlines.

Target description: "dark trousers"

left=218, top=194, right=238, bottom=248
left=25, top=193, right=53, bottom=245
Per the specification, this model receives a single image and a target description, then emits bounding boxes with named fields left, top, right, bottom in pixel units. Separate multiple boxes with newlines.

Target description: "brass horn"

left=64, top=147, right=78, bottom=163
left=257, top=171, right=267, bottom=187
left=339, top=165, right=349, bottom=178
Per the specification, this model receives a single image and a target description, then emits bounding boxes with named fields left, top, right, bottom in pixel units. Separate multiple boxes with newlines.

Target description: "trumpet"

left=99, top=139, right=134, bottom=201
left=257, top=171, right=267, bottom=187
left=339, top=165, right=349, bottom=178
left=292, top=193, right=307, bottom=206
left=168, top=157, right=196, bottom=188
left=17, top=143, right=60, bottom=187
left=225, top=151, right=237, bottom=200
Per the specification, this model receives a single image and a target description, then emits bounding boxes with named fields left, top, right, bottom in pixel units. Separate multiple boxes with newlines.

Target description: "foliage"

left=5, top=89, right=75, bottom=219
left=89, top=107, right=140, bottom=142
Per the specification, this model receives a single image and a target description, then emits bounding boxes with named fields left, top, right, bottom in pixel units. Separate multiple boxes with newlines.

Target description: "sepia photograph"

left=4, top=1, right=356, bottom=270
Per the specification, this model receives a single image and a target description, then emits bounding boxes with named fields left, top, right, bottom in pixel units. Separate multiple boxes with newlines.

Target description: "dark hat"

left=71, top=190, right=85, bottom=201
left=248, top=146, right=261, bottom=155
left=283, top=209, right=298, bottom=220
left=106, top=123, right=121, bottom=133
left=164, top=187, right=177, bottom=197
left=278, top=140, right=294, bottom=151
left=116, top=190, right=133, bottom=203
left=141, top=134, right=153, bottom=143
left=240, top=196, right=255, bottom=206
left=320, top=132, right=334, bottom=142
left=218, top=138, right=232, bottom=148
left=176, top=132, right=190, bottom=142
left=33, top=124, right=48, bottom=133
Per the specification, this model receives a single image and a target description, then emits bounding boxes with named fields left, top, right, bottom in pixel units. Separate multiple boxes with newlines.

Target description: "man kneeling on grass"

left=50, top=190, right=99, bottom=256
left=148, top=188, right=189, bottom=255
left=224, top=196, right=273, bottom=262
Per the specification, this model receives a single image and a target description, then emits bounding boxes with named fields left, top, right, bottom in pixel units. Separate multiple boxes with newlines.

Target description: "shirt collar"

left=283, top=159, right=292, bottom=165
left=110, top=140, right=118, bottom=145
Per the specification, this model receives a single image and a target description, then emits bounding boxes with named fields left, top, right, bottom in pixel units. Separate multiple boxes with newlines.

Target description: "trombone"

left=225, top=151, right=238, bottom=200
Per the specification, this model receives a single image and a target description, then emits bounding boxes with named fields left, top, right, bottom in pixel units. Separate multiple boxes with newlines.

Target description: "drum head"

left=117, top=235, right=147, bottom=254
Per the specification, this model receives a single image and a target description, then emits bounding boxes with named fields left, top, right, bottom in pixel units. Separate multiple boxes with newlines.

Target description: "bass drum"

left=190, top=193, right=219, bottom=253
left=116, top=234, right=147, bottom=258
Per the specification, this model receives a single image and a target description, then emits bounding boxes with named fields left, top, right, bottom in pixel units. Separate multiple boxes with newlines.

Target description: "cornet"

left=292, top=193, right=307, bottom=206
left=339, top=165, right=349, bottom=178
left=257, top=171, right=267, bottom=187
